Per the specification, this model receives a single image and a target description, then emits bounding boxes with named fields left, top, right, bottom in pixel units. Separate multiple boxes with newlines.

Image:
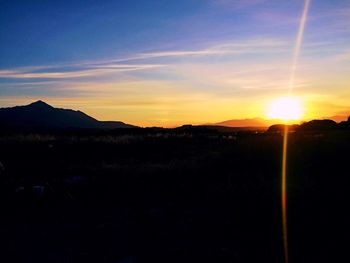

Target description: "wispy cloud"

left=210, top=0, right=266, bottom=10
left=0, top=64, right=163, bottom=79
left=110, top=38, right=288, bottom=61
left=0, top=38, right=287, bottom=80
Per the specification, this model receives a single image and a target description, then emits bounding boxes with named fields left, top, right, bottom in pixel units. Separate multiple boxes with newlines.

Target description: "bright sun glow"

left=267, top=96, right=303, bottom=121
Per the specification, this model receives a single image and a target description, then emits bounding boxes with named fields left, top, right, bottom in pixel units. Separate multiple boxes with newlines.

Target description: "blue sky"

left=1, top=0, right=350, bottom=126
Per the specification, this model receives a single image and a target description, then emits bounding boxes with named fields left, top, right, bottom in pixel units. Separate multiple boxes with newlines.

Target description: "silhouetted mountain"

left=266, top=124, right=300, bottom=133
left=338, top=116, right=350, bottom=129
left=206, top=118, right=281, bottom=128
left=323, top=114, right=349, bottom=123
left=267, top=119, right=347, bottom=133
left=298, top=119, right=337, bottom=131
left=99, top=121, right=136, bottom=129
left=0, top=100, right=136, bottom=130
left=208, top=115, right=350, bottom=129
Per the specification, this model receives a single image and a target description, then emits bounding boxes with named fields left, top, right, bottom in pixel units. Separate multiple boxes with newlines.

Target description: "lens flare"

left=288, top=0, right=312, bottom=94
left=282, top=1, right=311, bottom=263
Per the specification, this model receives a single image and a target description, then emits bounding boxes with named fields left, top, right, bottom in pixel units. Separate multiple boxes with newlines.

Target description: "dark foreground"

left=0, top=129, right=349, bottom=263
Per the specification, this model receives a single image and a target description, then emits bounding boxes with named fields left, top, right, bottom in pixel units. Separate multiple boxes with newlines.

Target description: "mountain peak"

left=28, top=100, right=53, bottom=109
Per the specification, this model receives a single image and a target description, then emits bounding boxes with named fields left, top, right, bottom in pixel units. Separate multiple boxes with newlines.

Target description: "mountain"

left=208, top=115, right=350, bottom=129
left=298, top=119, right=338, bottom=131
left=266, top=124, right=300, bottom=133
left=323, top=115, right=349, bottom=123
left=0, top=100, right=137, bottom=130
left=206, top=118, right=280, bottom=128
left=267, top=118, right=350, bottom=132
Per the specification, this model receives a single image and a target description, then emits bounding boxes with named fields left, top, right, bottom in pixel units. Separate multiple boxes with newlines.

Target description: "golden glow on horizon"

left=2, top=94, right=350, bottom=127
left=266, top=96, right=303, bottom=121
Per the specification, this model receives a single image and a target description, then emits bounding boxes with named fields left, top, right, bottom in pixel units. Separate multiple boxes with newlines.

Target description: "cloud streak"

left=0, top=64, right=163, bottom=79
left=0, top=38, right=287, bottom=80
left=210, top=0, right=266, bottom=10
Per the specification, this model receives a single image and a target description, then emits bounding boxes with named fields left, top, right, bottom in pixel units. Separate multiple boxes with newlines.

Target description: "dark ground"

left=0, top=129, right=349, bottom=263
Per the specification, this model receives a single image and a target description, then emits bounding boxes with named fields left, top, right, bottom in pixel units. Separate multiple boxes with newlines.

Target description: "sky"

left=0, top=0, right=349, bottom=127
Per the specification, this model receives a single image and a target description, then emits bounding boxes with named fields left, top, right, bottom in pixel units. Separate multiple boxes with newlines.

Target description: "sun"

left=266, top=96, right=303, bottom=121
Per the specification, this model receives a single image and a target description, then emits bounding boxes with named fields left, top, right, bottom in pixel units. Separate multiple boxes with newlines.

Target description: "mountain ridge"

left=1, top=101, right=349, bottom=131
left=0, top=100, right=137, bottom=130
left=205, top=115, right=350, bottom=128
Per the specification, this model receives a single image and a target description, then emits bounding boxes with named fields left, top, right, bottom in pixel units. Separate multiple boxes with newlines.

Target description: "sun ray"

left=282, top=1, right=312, bottom=263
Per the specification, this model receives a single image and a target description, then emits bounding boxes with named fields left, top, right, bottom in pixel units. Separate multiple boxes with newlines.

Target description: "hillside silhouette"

left=1, top=101, right=349, bottom=133
left=0, top=100, right=136, bottom=130
left=266, top=119, right=350, bottom=133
